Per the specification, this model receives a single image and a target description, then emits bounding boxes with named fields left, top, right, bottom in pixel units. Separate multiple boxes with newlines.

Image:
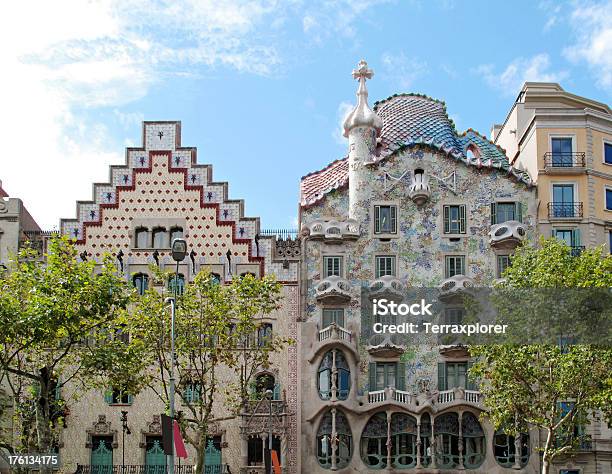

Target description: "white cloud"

left=381, top=52, right=428, bottom=89
left=564, top=0, right=612, bottom=89
left=475, top=54, right=568, bottom=96
left=333, top=102, right=355, bottom=145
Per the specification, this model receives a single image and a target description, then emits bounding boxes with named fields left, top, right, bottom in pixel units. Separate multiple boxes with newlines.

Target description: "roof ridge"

left=459, top=127, right=509, bottom=158
left=373, top=92, right=447, bottom=110
left=300, top=156, right=348, bottom=181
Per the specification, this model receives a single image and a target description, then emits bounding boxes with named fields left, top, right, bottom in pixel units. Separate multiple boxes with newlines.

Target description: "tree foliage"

left=470, top=238, right=612, bottom=474
left=0, top=236, right=142, bottom=459
left=126, top=267, right=291, bottom=474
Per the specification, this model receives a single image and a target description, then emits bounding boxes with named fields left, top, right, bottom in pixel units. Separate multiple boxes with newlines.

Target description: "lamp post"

left=265, top=388, right=273, bottom=474
left=120, top=410, right=131, bottom=474
left=167, top=238, right=187, bottom=474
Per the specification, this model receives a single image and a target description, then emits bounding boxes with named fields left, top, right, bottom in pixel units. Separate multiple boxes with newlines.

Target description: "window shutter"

left=490, top=203, right=497, bottom=225
left=127, top=393, right=134, bottom=405
left=437, top=363, right=447, bottom=391
left=397, top=362, right=406, bottom=391
left=443, top=206, right=450, bottom=234
left=374, top=207, right=380, bottom=233
left=104, top=389, right=113, bottom=404
left=572, top=228, right=581, bottom=247
left=515, top=202, right=523, bottom=223
left=444, top=257, right=450, bottom=279
left=390, top=206, right=397, bottom=233
left=273, top=382, right=281, bottom=400
left=459, top=205, right=466, bottom=233
left=467, top=360, right=478, bottom=391
left=322, top=310, right=331, bottom=328
left=368, top=363, right=376, bottom=391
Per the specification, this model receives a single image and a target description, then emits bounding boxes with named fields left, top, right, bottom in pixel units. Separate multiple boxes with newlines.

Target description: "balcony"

left=315, top=275, right=352, bottom=304
left=436, top=388, right=483, bottom=407
left=543, top=152, right=586, bottom=173
left=368, top=275, right=405, bottom=303
left=366, top=333, right=405, bottom=357
left=367, top=387, right=413, bottom=405
left=570, top=245, right=585, bottom=257
left=489, top=220, right=527, bottom=250
left=304, top=219, right=359, bottom=243
left=438, top=275, right=475, bottom=302
left=318, top=323, right=353, bottom=343
left=548, top=203, right=583, bottom=220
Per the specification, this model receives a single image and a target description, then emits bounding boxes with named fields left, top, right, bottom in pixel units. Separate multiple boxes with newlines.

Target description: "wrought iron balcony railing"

left=548, top=202, right=583, bottom=219
left=544, top=152, right=586, bottom=169
left=75, top=466, right=229, bottom=474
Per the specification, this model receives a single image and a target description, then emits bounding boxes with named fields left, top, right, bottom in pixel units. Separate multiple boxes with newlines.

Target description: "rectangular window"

left=497, top=255, right=511, bottom=278
left=444, top=307, right=464, bottom=325
left=438, top=362, right=473, bottom=390
left=375, top=363, right=397, bottom=390
left=105, top=387, right=133, bottom=405
left=606, top=188, right=612, bottom=211
left=605, top=142, right=612, bottom=165
left=375, top=255, right=396, bottom=278
left=445, top=255, right=465, bottom=278
left=322, top=308, right=345, bottom=327
left=183, top=383, right=202, bottom=403
left=491, top=202, right=522, bottom=224
left=552, top=184, right=576, bottom=217
left=443, top=205, right=466, bottom=234
left=323, top=256, right=343, bottom=278
left=551, top=137, right=573, bottom=166
left=374, top=205, right=397, bottom=234
left=247, top=437, right=263, bottom=466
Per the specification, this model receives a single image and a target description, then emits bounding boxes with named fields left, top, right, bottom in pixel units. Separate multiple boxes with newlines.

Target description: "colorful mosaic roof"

left=301, top=93, right=532, bottom=208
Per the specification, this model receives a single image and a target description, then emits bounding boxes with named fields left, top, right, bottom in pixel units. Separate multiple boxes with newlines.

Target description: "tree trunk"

left=36, top=367, right=52, bottom=474
left=541, top=428, right=553, bottom=474
left=195, top=430, right=207, bottom=474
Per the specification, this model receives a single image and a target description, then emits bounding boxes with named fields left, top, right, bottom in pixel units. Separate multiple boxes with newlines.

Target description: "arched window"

left=135, top=227, right=149, bottom=248
left=390, top=413, right=418, bottom=468
left=462, top=412, right=485, bottom=469
left=361, top=412, right=388, bottom=469
left=168, top=274, right=185, bottom=296
left=466, top=145, right=480, bottom=161
left=434, top=413, right=460, bottom=469
left=318, top=350, right=350, bottom=401
left=152, top=227, right=167, bottom=249
left=170, top=226, right=183, bottom=243
left=317, top=410, right=352, bottom=469
left=494, top=430, right=529, bottom=468
left=133, top=273, right=149, bottom=295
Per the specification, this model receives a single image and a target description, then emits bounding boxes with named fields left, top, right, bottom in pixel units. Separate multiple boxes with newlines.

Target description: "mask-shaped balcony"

left=315, top=275, right=352, bottom=304
left=368, top=275, right=405, bottom=303
left=489, top=220, right=527, bottom=250
left=408, top=171, right=431, bottom=205
left=304, top=219, right=360, bottom=243
left=438, top=275, right=475, bottom=302
left=366, top=333, right=405, bottom=357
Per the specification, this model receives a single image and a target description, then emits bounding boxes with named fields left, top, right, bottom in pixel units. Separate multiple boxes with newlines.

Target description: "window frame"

left=373, top=203, right=398, bottom=237
left=605, top=186, right=612, bottom=211
left=444, top=255, right=466, bottom=278
left=135, top=227, right=149, bottom=249
left=375, top=255, right=397, bottom=278
left=497, top=255, right=511, bottom=278
left=322, top=255, right=344, bottom=278
left=322, top=308, right=345, bottom=328
left=603, top=140, right=612, bottom=166
left=443, top=204, right=467, bottom=235
left=133, top=273, right=149, bottom=295
left=152, top=227, right=168, bottom=249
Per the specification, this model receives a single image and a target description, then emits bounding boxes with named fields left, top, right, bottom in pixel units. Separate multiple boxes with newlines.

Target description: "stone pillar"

left=331, top=349, right=338, bottom=402
left=431, top=414, right=437, bottom=469
left=416, top=414, right=422, bottom=468
left=458, top=411, right=464, bottom=470
left=241, top=436, right=248, bottom=468
left=386, top=411, right=392, bottom=468
left=330, top=408, right=337, bottom=471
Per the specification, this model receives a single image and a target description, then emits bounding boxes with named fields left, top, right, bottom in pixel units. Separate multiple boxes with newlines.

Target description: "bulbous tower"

left=343, top=59, right=383, bottom=226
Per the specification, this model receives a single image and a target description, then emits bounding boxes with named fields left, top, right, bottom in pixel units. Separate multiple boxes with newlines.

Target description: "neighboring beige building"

left=55, top=122, right=301, bottom=474
left=493, top=82, right=612, bottom=254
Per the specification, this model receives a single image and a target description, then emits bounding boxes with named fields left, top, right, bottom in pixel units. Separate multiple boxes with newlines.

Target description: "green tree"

left=0, top=236, right=145, bottom=461
left=470, top=238, right=612, bottom=474
left=128, top=268, right=291, bottom=474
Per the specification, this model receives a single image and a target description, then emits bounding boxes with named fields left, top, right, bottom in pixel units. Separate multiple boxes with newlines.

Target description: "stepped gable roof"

left=300, top=93, right=532, bottom=208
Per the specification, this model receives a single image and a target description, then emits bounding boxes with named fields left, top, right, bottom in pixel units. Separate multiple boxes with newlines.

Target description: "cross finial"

left=352, top=59, right=374, bottom=81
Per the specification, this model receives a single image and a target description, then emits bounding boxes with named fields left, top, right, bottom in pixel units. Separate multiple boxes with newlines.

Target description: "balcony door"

left=552, top=185, right=575, bottom=217
left=551, top=137, right=573, bottom=166
left=90, top=437, right=113, bottom=474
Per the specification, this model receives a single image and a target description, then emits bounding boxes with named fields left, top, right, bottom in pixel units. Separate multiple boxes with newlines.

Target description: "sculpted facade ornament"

left=85, top=415, right=118, bottom=448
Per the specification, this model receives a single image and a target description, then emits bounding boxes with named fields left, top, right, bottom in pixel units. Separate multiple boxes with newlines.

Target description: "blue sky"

left=1, top=0, right=610, bottom=230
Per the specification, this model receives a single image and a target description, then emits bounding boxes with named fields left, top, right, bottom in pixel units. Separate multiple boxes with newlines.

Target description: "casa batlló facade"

left=0, top=62, right=610, bottom=474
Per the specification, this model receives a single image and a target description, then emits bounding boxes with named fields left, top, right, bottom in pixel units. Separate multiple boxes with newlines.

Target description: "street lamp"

left=120, top=410, right=131, bottom=474
left=167, top=238, right=187, bottom=474
left=265, top=388, right=273, bottom=474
